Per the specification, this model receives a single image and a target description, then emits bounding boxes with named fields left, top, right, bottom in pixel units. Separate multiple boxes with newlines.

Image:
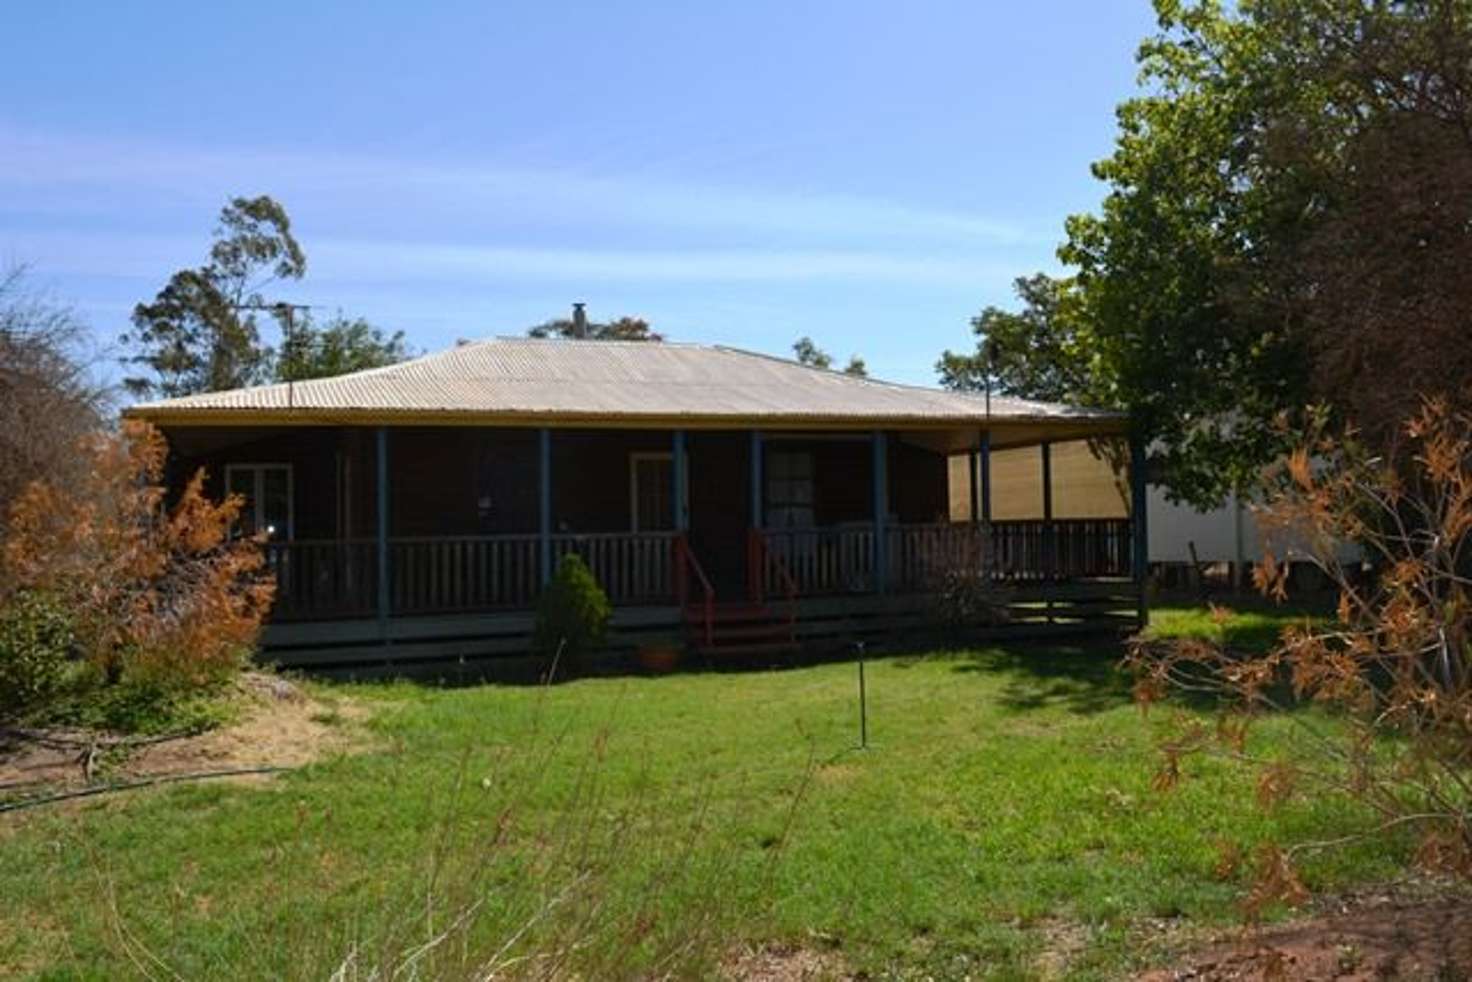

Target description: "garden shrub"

left=931, top=566, right=1011, bottom=634
left=533, top=553, right=611, bottom=671
left=0, top=590, right=75, bottom=717
left=0, top=420, right=274, bottom=713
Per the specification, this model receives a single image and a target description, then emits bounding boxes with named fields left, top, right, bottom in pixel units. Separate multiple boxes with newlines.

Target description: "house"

left=124, top=336, right=1147, bottom=675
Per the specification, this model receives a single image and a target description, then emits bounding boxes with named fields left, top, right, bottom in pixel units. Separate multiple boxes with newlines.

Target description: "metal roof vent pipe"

left=571, top=302, right=588, bottom=339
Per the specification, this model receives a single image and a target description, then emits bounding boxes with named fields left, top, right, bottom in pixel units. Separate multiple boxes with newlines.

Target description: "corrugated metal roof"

left=125, top=337, right=1123, bottom=428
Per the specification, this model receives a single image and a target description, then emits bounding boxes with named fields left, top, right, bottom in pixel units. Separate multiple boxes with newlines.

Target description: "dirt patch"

left=0, top=673, right=373, bottom=796
left=723, top=943, right=849, bottom=981
left=1141, top=892, right=1472, bottom=981
left=1031, top=916, right=1092, bottom=980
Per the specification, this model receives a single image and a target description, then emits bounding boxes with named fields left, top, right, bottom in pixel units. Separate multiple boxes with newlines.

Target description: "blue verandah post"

left=539, top=428, right=552, bottom=585
left=1130, top=432, right=1150, bottom=628
left=749, top=430, right=763, bottom=602
left=872, top=430, right=889, bottom=594
left=672, top=430, right=688, bottom=531
left=979, top=428, right=993, bottom=581
left=376, top=426, right=390, bottom=643
left=980, top=428, right=993, bottom=523
left=750, top=430, right=763, bottom=529
left=1041, top=439, right=1055, bottom=622
left=1041, top=440, right=1055, bottom=578
left=968, top=448, right=979, bottom=523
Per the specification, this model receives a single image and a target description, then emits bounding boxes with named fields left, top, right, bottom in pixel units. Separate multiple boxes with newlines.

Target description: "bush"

left=931, top=566, right=1011, bottom=634
left=0, top=590, right=75, bottom=717
left=533, top=553, right=611, bottom=672
left=1, top=420, right=274, bottom=704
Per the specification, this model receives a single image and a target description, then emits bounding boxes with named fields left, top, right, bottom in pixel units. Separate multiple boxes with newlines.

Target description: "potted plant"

left=636, top=634, right=684, bottom=673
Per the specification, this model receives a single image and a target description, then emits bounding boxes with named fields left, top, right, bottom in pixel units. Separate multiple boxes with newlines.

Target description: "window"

left=630, top=452, right=687, bottom=531
left=765, top=450, right=814, bottom=529
left=225, top=464, right=293, bottom=541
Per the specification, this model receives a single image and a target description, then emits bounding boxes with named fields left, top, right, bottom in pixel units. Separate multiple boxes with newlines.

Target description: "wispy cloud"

left=12, top=229, right=1022, bottom=289
left=0, top=127, right=1038, bottom=249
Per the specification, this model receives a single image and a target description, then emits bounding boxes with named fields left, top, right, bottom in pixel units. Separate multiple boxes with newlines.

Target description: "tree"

left=275, top=313, right=411, bottom=381
left=123, top=196, right=306, bottom=398
left=936, top=274, right=1097, bottom=404
left=528, top=315, right=663, bottom=341
left=942, top=0, right=1472, bottom=508
left=0, top=266, right=108, bottom=514
left=792, top=336, right=868, bottom=376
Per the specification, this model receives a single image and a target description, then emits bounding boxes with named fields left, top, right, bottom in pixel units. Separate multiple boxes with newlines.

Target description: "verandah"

left=258, top=426, right=1145, bottom=624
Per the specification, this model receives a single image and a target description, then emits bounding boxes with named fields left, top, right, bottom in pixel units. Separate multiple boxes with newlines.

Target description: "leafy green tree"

left=528, top=315, right=663, bottom=341
left=275, top=313, right=411, bottom=381
left=792, top=336, right=867, bottom=376
left=123, top=196, right=306, bottom=398
left=937, top=274, right=1096, bottom=404
left=942, top=0, right=1472, bottom=508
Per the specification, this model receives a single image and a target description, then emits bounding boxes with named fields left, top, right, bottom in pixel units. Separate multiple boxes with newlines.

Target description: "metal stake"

left=856, top=641, right=868, bottom=750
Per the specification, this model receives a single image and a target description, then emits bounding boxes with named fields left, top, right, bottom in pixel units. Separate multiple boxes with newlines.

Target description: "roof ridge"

left=489, top=335, right=709, bottom=348
left=710, top=344, right=974, bottom=395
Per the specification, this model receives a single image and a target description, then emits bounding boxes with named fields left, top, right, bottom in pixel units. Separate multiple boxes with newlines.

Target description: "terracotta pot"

left=636, top=643, right=682, bottom=673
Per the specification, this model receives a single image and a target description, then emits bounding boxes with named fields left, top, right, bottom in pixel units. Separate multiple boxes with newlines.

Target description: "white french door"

left=225, top=463, right=294, bottom=541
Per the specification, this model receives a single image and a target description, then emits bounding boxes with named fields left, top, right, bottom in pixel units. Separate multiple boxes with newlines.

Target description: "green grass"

left=1145, top=598, right=1328, bottom=652
left=1, top=605, right=1405, bottom=979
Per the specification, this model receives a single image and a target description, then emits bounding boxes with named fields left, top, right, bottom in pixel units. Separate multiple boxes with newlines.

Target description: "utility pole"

left=232, top=301, right=312, bottom=408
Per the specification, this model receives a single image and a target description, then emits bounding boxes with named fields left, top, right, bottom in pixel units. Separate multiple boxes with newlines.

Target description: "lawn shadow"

left=901, top=640, right=1134, bottom=716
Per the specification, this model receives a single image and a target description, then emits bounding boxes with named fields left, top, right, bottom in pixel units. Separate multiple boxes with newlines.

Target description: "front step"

left=684, top=601, right=797, bottom=659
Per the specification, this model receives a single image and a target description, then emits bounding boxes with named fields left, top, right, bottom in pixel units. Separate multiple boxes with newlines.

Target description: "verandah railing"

left=754, top=519, right=1133, bottom=597
left=552, top=531, right=677, bottom=605
left=266, top=531, right=680, bottom=621
left=265, top=520, right=1133, bottom=622
left=264, top=539, right=379, bottom=621
left=391, top=535, right=543, bottom=614
left=988, top=518, right=1133, bottom=581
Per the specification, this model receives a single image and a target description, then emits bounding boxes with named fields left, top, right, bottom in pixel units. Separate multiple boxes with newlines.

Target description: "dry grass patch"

left=0, top=672, right=374, bottom=796
left=723, top=942, right=850, bottom=981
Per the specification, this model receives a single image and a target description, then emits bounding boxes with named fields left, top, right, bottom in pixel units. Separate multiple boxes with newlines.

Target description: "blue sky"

left=2, top=1, right=1157, bottom=390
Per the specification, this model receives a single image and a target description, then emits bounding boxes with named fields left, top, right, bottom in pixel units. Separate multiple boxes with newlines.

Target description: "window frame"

left=223, top=462, right=295, bottom=541
left=765, top=449, right=816, bottom=529
left=628, top=451, right=688, bottom=532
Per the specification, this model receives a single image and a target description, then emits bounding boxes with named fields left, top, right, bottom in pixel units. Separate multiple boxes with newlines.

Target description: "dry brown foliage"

left=1124, top=399, right=1472, bottom=915
left=0, top=420, right=274, bottom=690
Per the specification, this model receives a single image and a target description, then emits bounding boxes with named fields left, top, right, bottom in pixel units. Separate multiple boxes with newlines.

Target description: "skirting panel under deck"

left=260, top=579, right=1141, bottom=678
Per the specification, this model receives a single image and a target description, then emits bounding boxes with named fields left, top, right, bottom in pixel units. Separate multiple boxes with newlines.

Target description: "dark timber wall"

left=161, top=425, right=954, bottom=541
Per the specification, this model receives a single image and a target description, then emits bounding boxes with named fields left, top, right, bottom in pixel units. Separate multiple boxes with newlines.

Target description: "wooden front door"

left=686, top=432, right=750, bottom=597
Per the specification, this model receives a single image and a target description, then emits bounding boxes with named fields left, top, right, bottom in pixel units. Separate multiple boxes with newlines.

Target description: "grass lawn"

left=1, top=604, right=1405, bottom=979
